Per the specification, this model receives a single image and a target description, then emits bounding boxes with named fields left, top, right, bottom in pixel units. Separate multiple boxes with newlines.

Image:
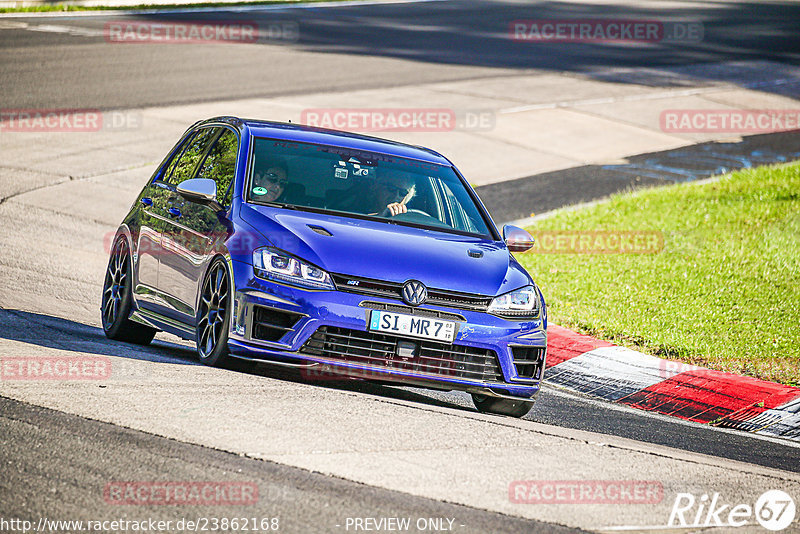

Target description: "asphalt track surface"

left=1, top=396, right=573, bottom=534
left=3, top=308, right=800, bottom=474
left=2, top=0, right=800, bottom=110
left=2, top=1, right=800, bottom=532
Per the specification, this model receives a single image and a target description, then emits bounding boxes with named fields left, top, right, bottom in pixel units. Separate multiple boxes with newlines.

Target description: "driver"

left=329, top=172, right=415, bottom=216
left=373, top=175, right=415, bottom=216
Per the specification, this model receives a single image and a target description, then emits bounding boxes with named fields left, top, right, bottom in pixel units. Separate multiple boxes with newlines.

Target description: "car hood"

left=239, top=204, right=532, bottom=296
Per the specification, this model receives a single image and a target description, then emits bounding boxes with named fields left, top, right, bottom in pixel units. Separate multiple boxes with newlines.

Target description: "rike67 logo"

left=668, top=490, right=796, bottom=531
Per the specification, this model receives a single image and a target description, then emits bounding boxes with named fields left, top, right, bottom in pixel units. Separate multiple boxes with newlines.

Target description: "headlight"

left=252, top=248, right=334, bottom=290
left=488, top=285, right=540, bottom=319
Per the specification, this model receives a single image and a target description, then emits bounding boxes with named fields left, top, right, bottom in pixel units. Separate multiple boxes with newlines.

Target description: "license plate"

left=368, top=311, right=457, bottom=343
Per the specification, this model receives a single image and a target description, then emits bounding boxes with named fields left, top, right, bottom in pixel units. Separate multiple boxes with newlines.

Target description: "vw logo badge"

left=402, top=280, right=427, bottom=307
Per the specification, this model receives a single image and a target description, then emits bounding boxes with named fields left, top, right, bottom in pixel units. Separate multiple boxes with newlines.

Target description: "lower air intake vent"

left=510, top=346, right=546, bottom=381
left=252, top=305, right=303, bottom=342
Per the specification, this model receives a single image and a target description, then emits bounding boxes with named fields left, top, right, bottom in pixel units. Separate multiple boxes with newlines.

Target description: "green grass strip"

left=517, top=161, right=800, bottom=386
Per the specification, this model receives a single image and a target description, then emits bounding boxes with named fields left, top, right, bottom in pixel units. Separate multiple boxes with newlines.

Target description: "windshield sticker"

left=252, top=187, right=268, bottom=195
left=334, top=167, right=349, bottom=180
left=272, top=141, right=300, bottom=150
left=319, top=146, right=389, bottom=165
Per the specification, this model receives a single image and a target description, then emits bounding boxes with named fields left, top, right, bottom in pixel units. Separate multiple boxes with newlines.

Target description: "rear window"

left=247, top=138, right=492, bottom=237
left=196, top=128, right=237, bottom=207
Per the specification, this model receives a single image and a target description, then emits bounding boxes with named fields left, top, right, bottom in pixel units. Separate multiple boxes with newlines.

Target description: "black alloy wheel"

left=196, top=258, right=232, bottom=366
left=101, top=238, right=157, bottom=345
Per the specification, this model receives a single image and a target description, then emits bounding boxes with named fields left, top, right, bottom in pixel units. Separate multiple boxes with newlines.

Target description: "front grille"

left=427, top=289, right=492, bottom=311
left=251, top=305, right=304, bottom=342
left=331, top=274, right=401, bottom=299
left=331, top=274, right=491, bottom=312
left=510, top=346, right=546, bottom=381
left=302, top=326, right=504, bottom=383
left=359, top=301, right=466, bottom=322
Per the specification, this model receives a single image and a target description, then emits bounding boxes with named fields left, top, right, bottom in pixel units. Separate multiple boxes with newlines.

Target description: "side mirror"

left=177, top=178, right=223, bottom=212
left=503, top=225, right=535, bottom=253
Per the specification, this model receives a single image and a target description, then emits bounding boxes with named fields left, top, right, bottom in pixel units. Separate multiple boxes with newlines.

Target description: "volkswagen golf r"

left=102, top=117, right=547, bottom=417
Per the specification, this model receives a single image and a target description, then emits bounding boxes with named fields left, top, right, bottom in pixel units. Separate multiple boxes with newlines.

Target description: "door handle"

left=168, top=207, right=182, bottom=218
left=140, top=197, right=153, bottom=207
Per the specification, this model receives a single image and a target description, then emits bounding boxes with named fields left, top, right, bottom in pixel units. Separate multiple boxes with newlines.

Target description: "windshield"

left=247, top=137, right=493, bottom=237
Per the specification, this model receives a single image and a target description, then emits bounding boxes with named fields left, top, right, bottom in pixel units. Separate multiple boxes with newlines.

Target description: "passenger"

left=251, top=160, right=289, bottom=202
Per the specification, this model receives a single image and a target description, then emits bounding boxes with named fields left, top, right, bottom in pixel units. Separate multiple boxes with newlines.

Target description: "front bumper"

left=226, top=260, right=547, bottom=400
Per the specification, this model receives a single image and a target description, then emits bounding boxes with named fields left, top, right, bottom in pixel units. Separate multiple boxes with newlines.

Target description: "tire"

left=196, top=258, right=232, bottom=367
left=101, top=238, right=157, bottom=345
left=471, top=393, right=534, bottom=418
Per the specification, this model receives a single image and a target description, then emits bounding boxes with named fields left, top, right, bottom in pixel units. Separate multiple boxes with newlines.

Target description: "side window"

left=440, top=181, right=480, bottom=233
left=196, top=128, right=238, bottom=207
left=164, top=127, right=218, bottom=185
left=155, top=133, right=192, bottom=182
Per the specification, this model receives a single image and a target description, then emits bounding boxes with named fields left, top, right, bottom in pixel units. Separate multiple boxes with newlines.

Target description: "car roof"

left=197, top=116, right=453, bottom=166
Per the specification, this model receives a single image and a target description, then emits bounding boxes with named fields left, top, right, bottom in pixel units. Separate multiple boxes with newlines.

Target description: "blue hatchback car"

left=102, top=116, right=547, bottom=417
